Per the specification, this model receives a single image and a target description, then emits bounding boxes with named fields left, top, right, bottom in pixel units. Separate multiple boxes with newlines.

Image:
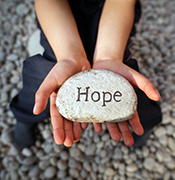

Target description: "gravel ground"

left=0, top=0, right=175, bottom=179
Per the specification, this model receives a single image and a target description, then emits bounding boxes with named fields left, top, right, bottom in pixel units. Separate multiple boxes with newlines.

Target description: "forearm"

left=94, top=0, right=136, bottom=62
left=35, top=0, right=87, bottom=61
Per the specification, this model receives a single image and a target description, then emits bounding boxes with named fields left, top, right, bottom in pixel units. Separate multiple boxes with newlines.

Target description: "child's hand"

left=33, top=58, right=90, bottom=147
left=92, top=60, right=161, bottom=147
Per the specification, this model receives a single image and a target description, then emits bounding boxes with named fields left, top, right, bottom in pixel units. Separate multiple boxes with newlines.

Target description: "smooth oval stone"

left=56, top=69, right=137, bottom=123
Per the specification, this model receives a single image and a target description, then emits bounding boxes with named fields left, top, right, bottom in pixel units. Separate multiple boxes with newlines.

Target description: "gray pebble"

left=39, top=160, right=50, bottom=170
left=10, top=75, right=20, bottom=84
left=22, top=148, right=33, bottom=157
left=69, top=169, right=79, bottom=178
left=44, top=166, right=56, bottom=179
left=28, top=165, right=40, bottom=177
left=85, top=144, right=96, bottom=155
left=16, top=4, right=29, bottom=16
left=69, top=147, right=81, bottom=157
left=57, top=159, right=68, bottom=170
left=68, top=158, right=80, bottom=169
left=6, top=54, right=18, bottom=61
left=60, top=150, right=69, bottom=160
left=57, top=170, right=67, bottom=179
left=5, top=62, right=15, bottom=72
left=23, top=157, right=37, bottom=166
left=143, top=157, right=155, bottom=171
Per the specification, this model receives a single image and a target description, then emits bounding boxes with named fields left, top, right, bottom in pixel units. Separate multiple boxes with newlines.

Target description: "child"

left=10, top=0, right=162, bottom=149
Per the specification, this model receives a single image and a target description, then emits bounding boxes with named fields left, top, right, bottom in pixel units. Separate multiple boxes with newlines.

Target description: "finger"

left=106, top=122, right=121, bottom=142
left=129, top=111, right=144, bottom=136
left=50, top=92, right=65, bottom=145
left=73, top=122, right=82, bottom=142
left=81, top=123, right=89, bottom=130
left=63, top=119, right=74, bottom=147
left=93, top=60, right=161, bottom=101
left=33, top=60, right=84, bottom=115
left=118, top=121, right=134, bottom=147
left=116, top=65, right=161, bottom=101
left=93, top=123, right=102, bottom=133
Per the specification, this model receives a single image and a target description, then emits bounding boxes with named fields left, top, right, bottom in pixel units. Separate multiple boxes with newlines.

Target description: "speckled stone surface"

left=56, top=69, right=137, bottom=123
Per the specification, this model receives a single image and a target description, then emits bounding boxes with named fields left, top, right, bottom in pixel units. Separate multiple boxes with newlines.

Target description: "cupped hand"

left=33, top=59, right=90, bottom=147
left=92, top=60, right=161, bottom=147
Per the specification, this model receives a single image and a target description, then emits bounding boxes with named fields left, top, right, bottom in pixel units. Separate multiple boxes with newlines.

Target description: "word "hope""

left=76, top=87, right=122, bottom=107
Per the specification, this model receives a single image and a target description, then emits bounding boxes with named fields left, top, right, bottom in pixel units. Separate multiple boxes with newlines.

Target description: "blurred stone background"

left=0, top=0, right=175, bottom=179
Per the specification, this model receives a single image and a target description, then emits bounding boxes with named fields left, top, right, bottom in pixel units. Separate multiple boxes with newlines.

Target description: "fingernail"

left=155, top=90, right=161, bottom=100
left=33, top=103, right=38, bottom=114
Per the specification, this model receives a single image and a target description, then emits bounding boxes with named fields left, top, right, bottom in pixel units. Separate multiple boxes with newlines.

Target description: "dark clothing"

left=10, top=0, right=161, bottom=131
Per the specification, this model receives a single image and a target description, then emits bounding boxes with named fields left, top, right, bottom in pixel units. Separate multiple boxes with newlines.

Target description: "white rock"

left=69, top=169, right=79, bottom=178
left=27, top=29, right=44, bottom=56
left=83, top=162, right=91, bottom=172
left=143, top=157, right=155, bottom=171
left=158, top=135, right=167, bottom=146
left=154, top=126, right=166, bottom=137
left=56, top=69, right=137, bottom=123
left=10, top=88, right=19, bottom=99
left=16, top=4, right=29, bottom=16
left=113, top=147, right=122, bottom=160
left=104, top=167, right=116, bottom=176
left=156, top=148, right=171, bottom=162
left=44, top=167, right=56, bottom=179
left=126, top=163, right=138, bottom=173
left=85, top=144, right=96, bottom=155
left=21, top=148, right=32, bottom=157
left=10, top=76, right=20, bottom=84
left=6, top=54, right=18, bottom=61
left=57, top=160, right=67, bottom=170
left=60, top=151, right=69, bottom=160
left=168, top=137, right=175, bottom=151
left=142, top=146, right=150, bottom=157
left=5, top=62, right=15, bottom=72
left=69, top=147, right=81, bottom=157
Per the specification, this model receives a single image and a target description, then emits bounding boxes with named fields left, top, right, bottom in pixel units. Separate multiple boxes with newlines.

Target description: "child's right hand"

left=33, top=58, right=90, bottom=147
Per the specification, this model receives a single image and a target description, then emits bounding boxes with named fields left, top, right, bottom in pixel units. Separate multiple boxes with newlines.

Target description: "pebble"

left=44, top=167, right=56, bottom=179
left=22, top=157, right=37, bottom=166
left=57, top=170, right=67, bottom=179
left=126, top=163, right=138, bottom=173
left=5, top=62, right=15, bottom=72
left=156, top=148, right=171, bottom=162
left=69, top=147, right=81, bottom=157
left=69, top=169, right=79, bottom=178
left=27, top=29, right=44, bottom=56
left=0, top=128, right=14, bottom=146
left=56, top=69, right=137, bottom=123
left=6, top=54, right=18, bottom=61
left=68, top=158, right=80, bottom=169
left=83, top=162, right=91, bottom=172
left=105, top=167, right=116, bottom=176
left=10, top=75, right=20, bottom=84
left=113, top=147, right=122, bottom=160
left=60, top=150, right=69, bottom=160
left=168, top=137, right=175, bottom=151
left=143, top=157, right=155, bottom=171
left=41, top=129, right=52, bottom=139
left=28, top=165, right=40, bottom=177
left=21, top=148, right=32, bottom=157
left=16, top=4, right=29, bottom=16
left=154, top=126, right=166, bottom=137
left=85, top=144, right=96, bottom=155
left=57, top=159, right=68, bottom=170
left=39, top=160, right=50, bottom=170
